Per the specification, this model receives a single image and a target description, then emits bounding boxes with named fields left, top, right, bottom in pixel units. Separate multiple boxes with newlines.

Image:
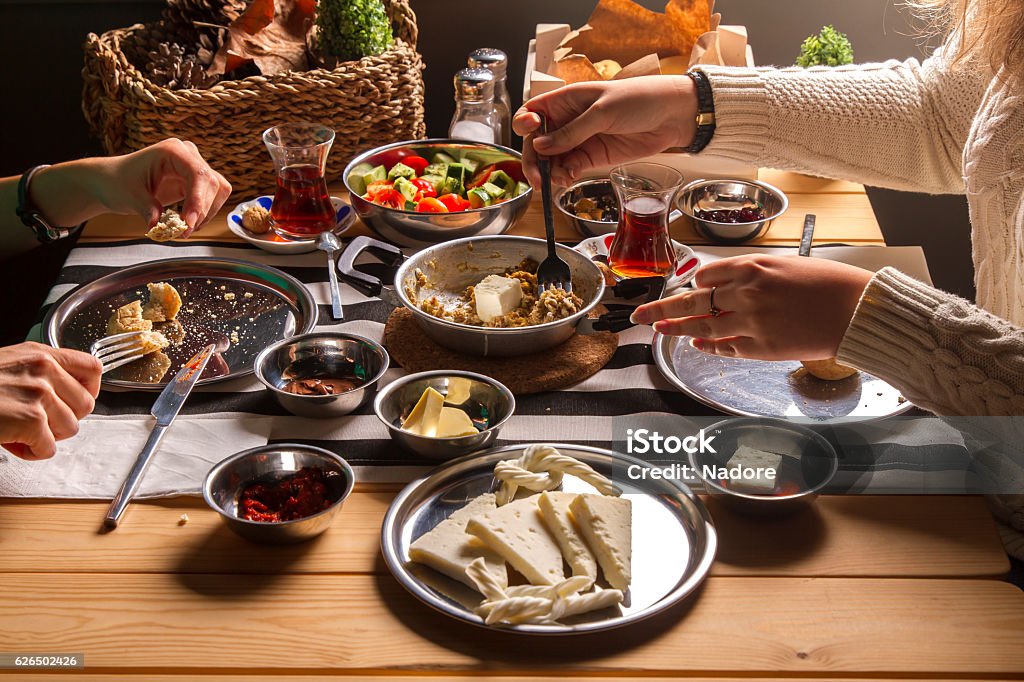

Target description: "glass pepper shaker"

left=449, top=67, right=499, bottom=144
left=468, top=48, right=511, bottom=147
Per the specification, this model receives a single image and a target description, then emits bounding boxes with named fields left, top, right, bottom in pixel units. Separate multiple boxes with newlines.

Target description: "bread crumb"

left=178, top=514, right=189, bottom=526
left=224, top=292, right=236, bottom=301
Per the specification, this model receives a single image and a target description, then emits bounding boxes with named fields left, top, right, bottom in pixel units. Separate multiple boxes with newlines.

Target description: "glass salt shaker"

left=449, top=67, right=499, bottom=144
left=468, top=48, right=511, bottom=147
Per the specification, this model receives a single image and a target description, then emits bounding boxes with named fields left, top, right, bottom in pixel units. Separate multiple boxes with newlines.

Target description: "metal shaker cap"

left=468, top=48, right=508, bottom=78
left=454, top=67, right=495, bottom=102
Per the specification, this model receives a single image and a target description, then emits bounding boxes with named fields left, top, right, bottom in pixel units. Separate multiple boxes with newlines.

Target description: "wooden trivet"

left=383, top=307, right=619, bottom=395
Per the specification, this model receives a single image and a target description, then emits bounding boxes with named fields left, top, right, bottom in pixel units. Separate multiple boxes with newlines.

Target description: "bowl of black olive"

left=677, top=179, right=788, bottom=244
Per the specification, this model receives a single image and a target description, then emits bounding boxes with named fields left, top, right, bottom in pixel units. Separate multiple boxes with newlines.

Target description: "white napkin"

left=0, top=415, right=273, bottom=499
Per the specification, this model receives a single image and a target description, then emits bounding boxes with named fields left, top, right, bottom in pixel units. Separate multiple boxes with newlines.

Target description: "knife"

left=799, top=214, right=816, bottom=257
left=103, top=344, right=216, bottom=529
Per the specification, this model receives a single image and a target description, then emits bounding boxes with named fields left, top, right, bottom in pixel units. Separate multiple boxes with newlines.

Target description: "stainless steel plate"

left=380, top=443, right=717, bottom=634
left=653, top=333, right=913, bottom=420
left=44, top=257, right=318, bottom=390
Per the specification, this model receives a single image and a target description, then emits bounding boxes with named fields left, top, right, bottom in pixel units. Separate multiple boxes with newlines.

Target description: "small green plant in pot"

left=314, top=0, right=394, bottom=64
left=796, top=25, right=854, bottom=67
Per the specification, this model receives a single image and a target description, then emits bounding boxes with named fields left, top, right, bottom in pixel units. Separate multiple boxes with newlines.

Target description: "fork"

left=90, top=332, right=150, bottom=373
left=535, top=114, right=573, bottom=295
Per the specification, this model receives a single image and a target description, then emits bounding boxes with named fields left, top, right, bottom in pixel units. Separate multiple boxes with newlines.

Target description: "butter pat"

left=403, top=387, right=445, bottom=436
left=570, top=494, right=632, bottom=591
left=538, top=492, right=598, bottom=581
left=726, top=445, right=783, bottom=494
left=437, top=407, right=478, bottom=438
left=409, top=493, right=508, bottom=592
left=474, top=275, right=523, bottom=323
left=467, top=497, right=566, bottom=586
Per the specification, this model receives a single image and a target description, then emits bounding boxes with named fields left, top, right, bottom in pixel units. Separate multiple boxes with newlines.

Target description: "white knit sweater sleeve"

left=837, top=267, right=1024, bottom=416
left=699, top=48, right=987, bottom=194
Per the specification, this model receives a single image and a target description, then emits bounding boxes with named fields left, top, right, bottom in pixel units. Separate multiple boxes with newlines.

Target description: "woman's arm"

left=2, top=139, right=231, bottom=258
left=701, top=44, right=987, bottom=194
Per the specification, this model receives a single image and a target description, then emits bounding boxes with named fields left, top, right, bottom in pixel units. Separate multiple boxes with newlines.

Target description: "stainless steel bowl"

left=687, top=417, right=838, bottom=515
left=556, top=178, right=619, bottom=237
left=254, top=332, right=389, bottom=418
left=343, top=139, right=532, bottom=247
left=374, top=370, right=515, bottom=460
left=677, top=179, right=788, bottom=244
left=395, top=235, right=606, bottom=356
left=203, top=443, right=355, bottom=544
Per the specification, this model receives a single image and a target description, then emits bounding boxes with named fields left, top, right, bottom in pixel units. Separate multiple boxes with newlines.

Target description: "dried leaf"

left=210, top=0, right=315, bottom=77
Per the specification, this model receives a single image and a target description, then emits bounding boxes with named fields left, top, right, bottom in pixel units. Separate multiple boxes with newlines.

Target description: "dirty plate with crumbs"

left=44, top=258, right=318, bottom=390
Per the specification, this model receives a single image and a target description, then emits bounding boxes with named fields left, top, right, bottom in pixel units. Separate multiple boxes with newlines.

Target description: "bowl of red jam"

left=203, top=443, right=355, bottom=544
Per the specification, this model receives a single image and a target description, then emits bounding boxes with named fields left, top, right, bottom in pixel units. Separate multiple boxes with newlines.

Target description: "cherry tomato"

left=364, top=179, right=394, bottom=198
left=403, top=155, right=429, bottom=175
left=437, top=193, right=470, bottom=212
left=416, top=197, right=449, bottom=213
left=375, top=189, right=405, bottom=209
left=411, top=178, right=436, bottom=198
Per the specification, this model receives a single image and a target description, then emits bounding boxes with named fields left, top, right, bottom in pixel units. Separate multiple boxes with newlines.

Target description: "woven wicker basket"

left=82, top=0, right=425, bottom=199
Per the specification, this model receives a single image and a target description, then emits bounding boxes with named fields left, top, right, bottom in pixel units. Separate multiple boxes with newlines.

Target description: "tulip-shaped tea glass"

left=608, top=162, right=684, bottom=278
left=263, top=123, right=336, bottom=239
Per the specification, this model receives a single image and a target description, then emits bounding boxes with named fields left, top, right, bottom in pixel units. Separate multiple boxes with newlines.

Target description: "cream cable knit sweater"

left=702, top=47, right=1024, bottom=558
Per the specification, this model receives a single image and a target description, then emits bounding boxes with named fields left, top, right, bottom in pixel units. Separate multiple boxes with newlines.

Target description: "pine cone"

left=147, top=41, right=220, bottom=90
left=162, top=0, right=246, bottom=31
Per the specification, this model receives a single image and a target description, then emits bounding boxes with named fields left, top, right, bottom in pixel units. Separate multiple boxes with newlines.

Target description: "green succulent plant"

left=315, top=0, right=394, bottom=61
left=796, top=25, right=854, bottom=67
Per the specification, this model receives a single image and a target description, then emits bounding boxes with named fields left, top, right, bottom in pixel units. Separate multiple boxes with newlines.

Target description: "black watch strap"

left=16, top=165, right=74, bottom=244
left=685, top=69, right=716, bottom=154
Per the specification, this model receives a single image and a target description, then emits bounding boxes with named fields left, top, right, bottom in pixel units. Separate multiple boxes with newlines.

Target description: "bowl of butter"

left=374, top=370, right=515, bottom=460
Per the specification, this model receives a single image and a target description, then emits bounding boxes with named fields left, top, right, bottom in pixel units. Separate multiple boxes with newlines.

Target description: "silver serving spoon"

left=318, top=231, right=344, bottom=320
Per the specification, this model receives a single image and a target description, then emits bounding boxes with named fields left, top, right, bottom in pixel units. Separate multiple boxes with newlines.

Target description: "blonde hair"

left=907, top=0, right=1024, bottom=74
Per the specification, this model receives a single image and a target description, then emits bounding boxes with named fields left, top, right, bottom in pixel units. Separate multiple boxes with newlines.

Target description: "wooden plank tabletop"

left=4, top=171, right=1020, bottom=679
left=78, top=170, right=886, bottom=247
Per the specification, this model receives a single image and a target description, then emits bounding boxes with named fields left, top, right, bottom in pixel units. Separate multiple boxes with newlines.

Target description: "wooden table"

left=4, top=172, right=1024, bottom=680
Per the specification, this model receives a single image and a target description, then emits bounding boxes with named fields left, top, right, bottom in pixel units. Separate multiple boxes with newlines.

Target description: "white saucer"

left=573, top=235, right=699, bottom=292
left=227, top=196, right=355, bottom=254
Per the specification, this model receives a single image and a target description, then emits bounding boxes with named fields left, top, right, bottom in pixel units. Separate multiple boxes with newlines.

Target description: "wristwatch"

left=16, top=165, right=76, bottom=244
left=685, top=69, right=716, bottom=154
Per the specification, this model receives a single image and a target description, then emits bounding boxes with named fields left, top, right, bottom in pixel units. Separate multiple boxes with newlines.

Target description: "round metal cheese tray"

left=44, top=257, right=318, bottom=390
left=653, top=333, right=914, bottom=420
left=380, top=443, right=717, bottom=635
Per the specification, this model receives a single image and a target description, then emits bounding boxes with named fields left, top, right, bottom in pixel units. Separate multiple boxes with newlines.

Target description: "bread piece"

left=146, top=209, right=189, bottom=242
left=106, top=300, right=152, bottom=335
left=141, top=282, right=182, bottom=322
left=570, top=494, right=632, bottom=591
left=538, top=492, right=598, bottom=581
left=409, top=493, right=508, bottom=593
left=801, top=358, right=858, bottom=381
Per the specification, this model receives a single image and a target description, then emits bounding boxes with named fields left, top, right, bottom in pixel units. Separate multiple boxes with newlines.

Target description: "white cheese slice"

left=726, top=445, right=783, bottom=494
left=436, top=407, right=478, bottom=438
left=474, top=275, right=523, bottom=323
left=409, top=493, right=508, bottom=592
left=538, top=492, right=597, bottom=581
left=466, top=496, right=566, bottom=586
left=570, top=494, right=632, bottom=591
left=402, top=387, right=444, bottom=437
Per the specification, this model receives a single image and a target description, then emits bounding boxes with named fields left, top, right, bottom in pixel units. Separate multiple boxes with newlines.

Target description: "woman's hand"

left=88, top=138, right=233, bottom=235
left=512, top=76, right=698, bottom=187
left=630, top=255, right=874, bottom=360
left=0, top=342, right=101, bottom=460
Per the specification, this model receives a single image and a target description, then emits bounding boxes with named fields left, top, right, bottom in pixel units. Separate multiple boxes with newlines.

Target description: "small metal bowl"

left=677, top=179, right=788, bottom=244
left=374, top=370, right=515, bottom=460
left=343, top=139, right=532, bottom=248
left=556, top=178, right=619, bottom=237
left=203, top=443, right=355, bottom=544
left=254, top=332, right=389, bottom=418
left=687, top=417, right=838, bottom=515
